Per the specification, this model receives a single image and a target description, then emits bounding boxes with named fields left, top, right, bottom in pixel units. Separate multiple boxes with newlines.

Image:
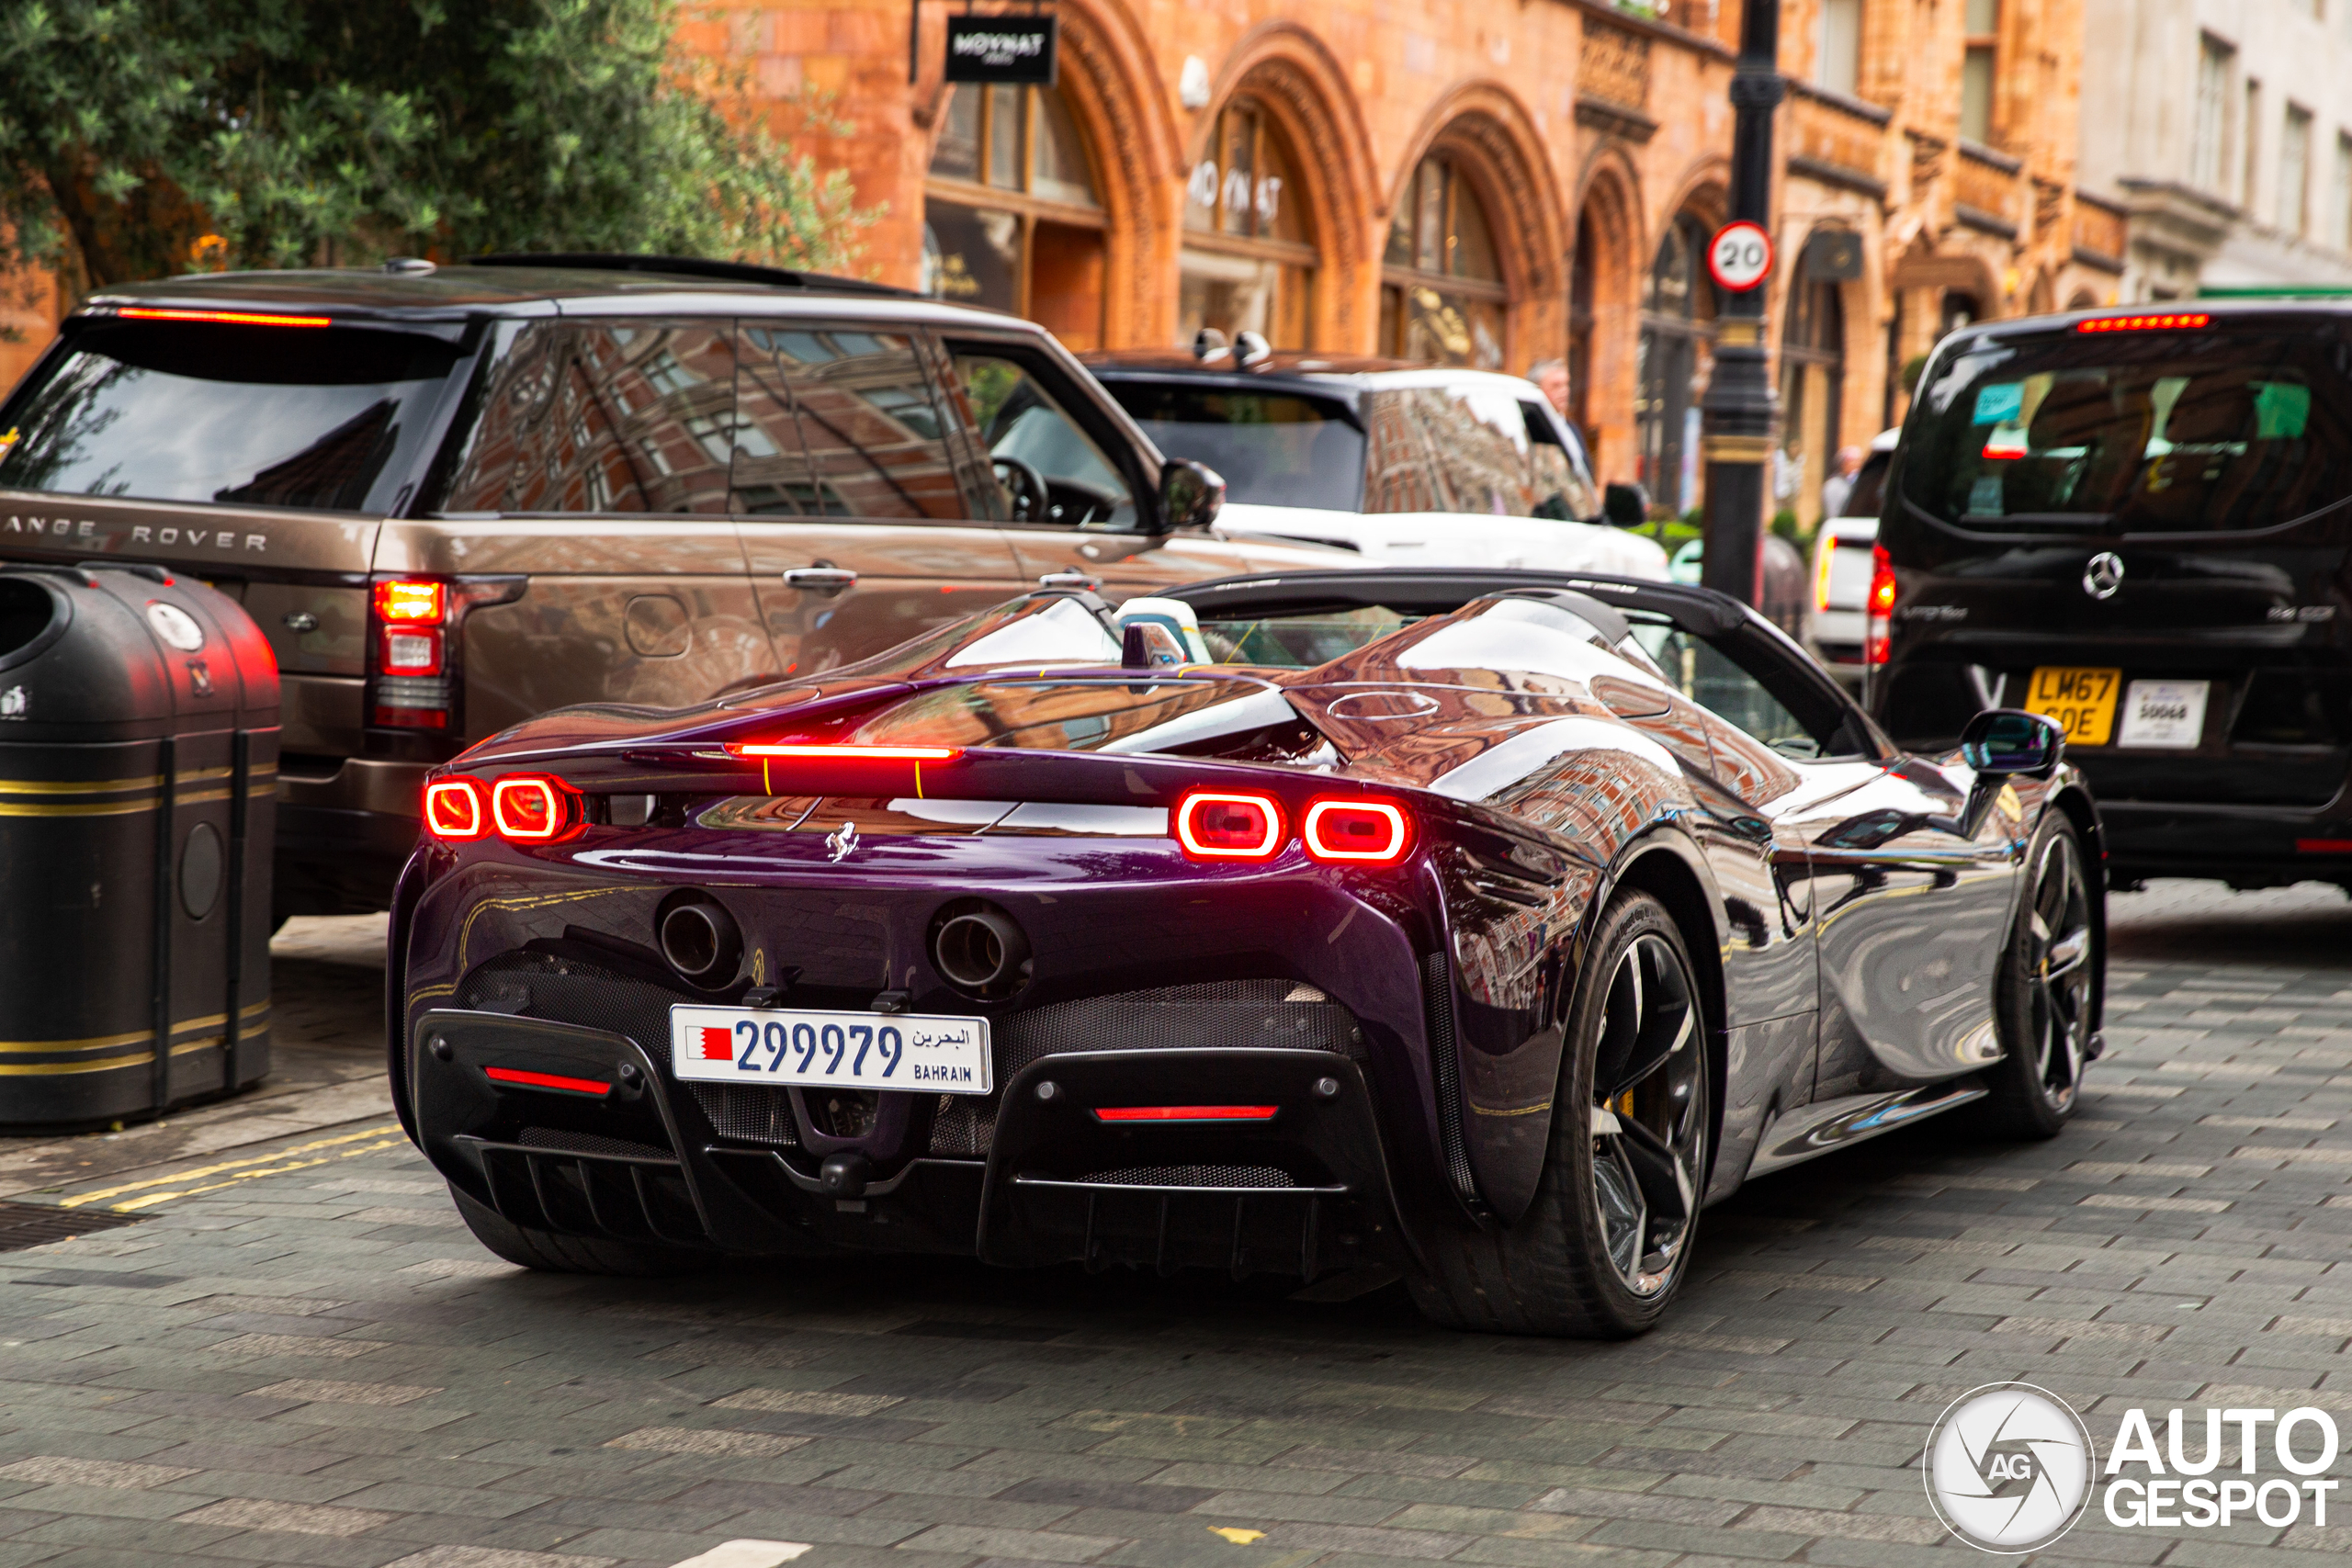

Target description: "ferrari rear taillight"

left=491, top=774, right=579, bottom=841
left=427, top=773, right=582, bottom=844
left=423, top=778, right=486, bottom=840
left=1175, top=791, right=1284, bottom=860
left=1303, top=799, right=1412, bottom=863
left=1865, top=544, right=1896, bottom=667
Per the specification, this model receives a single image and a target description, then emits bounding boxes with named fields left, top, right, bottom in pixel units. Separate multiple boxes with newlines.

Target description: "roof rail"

left=465, top=252, right=917, bottom=299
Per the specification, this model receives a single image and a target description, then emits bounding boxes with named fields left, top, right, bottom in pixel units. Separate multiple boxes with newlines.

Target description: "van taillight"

left=369, top=574, right=453, bottom=728
left=1865, top=545, right=1896, bottom=666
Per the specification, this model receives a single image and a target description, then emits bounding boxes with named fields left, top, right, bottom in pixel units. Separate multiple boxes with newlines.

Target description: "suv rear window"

left=0, top=318, right=464, bottom=513
left=1900, top=322, right=2352, bottom=535
left=1102, top=384, right=1365, bottom=511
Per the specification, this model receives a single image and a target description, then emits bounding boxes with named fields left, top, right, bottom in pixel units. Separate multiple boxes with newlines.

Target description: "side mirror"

left=1158, top=459, right=1225, bottom=533
left=1602, top=481, right=1649, bottom=527
left=1961, top=709, right=2064, bottom=780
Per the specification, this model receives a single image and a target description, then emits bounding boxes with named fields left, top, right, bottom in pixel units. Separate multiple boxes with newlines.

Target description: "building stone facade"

left=2077, top=0, right=2352, bottom=302
left=0, top=0, right=2118, bottom=532
left=709, top=0, right=2116, bottom=525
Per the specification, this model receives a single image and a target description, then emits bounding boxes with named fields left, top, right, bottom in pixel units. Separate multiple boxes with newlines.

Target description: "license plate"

left=2025, top=665, right=2122, bottom=746
left=670, top=1005, right=992, bottom=1094
left=2117, top=679, right=2211, bottom=749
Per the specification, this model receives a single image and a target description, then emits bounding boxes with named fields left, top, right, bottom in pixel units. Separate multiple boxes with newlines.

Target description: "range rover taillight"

left=1865, top=545, right=1897, bottom=666
left=371, top=576, right=453, bottom=728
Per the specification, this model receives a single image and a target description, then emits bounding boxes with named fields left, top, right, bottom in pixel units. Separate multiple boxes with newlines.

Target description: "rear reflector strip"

left=2298, top=839, right=2352, bottom=853
left=1092, top=1105, right=1279, bottom=1122
left=483, top=1066, right=611, bottom=1096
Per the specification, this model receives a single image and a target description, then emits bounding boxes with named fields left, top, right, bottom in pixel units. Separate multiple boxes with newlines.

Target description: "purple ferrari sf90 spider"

left=388, top=570, right=2103, bottom=1337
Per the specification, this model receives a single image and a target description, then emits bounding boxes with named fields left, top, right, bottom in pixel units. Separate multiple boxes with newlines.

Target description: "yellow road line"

left=102, top=1137, right=409, bottom=1212
left=59, top=1122, right=403, bottom=1209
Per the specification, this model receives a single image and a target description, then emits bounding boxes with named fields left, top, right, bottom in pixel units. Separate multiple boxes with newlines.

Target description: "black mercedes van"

left=1872, top=301, right=2352, bottom=890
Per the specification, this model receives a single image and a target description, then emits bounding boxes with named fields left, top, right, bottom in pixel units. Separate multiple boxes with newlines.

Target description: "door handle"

left=783, top=567, right=858, bottom=594
left=1037, top=570, right=1101, bottom=591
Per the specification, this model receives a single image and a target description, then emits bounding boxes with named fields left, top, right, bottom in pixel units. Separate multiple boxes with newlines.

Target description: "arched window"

left=1634, top=213, right=1717, bottom=514
left=922, top=85, right=1106, bottom=350
left=1380, top=153, right=1508, bottom=368
left=1779, top=245, right=1846, bottom=525
left=1181, top=103, right=1317, bottom=348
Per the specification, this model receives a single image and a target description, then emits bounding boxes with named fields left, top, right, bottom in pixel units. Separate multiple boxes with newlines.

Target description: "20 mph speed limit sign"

left=1707, top=221, right=1773, bottom=292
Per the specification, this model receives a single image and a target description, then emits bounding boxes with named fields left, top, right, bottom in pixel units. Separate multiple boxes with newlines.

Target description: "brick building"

left=717, top=0, right=2120, bottom=525
left=1, top=1, right=2122, bottom=530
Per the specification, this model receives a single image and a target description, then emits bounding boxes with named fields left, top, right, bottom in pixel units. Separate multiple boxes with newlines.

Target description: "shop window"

left=1380, top=153, right=1509, bottom=369
left=1634, top=215, right=1717, bottom=515
left=1181, top=103, right=1317, bottom=349
left=922, top=85, right=1106, bottom=351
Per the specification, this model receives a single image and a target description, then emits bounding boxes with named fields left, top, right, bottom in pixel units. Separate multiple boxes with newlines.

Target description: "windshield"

left=0, top=318, right=464, bottom=513
left=1102, top=383, right=1366, bottom=510
left=1899, top=324, right=2352, bottom=535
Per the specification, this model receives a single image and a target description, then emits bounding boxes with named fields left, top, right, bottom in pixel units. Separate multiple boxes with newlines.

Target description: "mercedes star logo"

left=826, top=820, right=860, bottom=862
left=2083, top=552, right=2125, bottom=600
left=1923, top=1382, right=2097, bottom=1552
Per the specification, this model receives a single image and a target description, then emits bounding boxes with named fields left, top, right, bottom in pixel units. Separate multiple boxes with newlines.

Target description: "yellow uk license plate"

left=2026, top=666, right=2122, bottom=746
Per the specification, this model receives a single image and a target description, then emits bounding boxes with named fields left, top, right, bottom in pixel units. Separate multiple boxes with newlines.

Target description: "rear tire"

left=448, top=1184, right=711, bottom=1277
left=1974, top=814, right=2096, bottom=1140
left=1408, top=892, right=1712, bottom=1337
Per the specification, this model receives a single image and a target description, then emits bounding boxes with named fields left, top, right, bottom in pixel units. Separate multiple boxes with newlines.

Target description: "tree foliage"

left=0, top=0, right=873, bottom=291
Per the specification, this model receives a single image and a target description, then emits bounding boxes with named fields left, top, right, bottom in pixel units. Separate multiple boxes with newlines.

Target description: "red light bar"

left=424, top=778, right=485, bottom=840
left=2075, top=312, right=2211, bottom=334
left=1303, top=798, right=1412, bottom=863
left=724, top=742, right=962, bottom=761
left=117, top=306, right=333, bottom=329
left=1093, top=1105, right=1280, bottom=1122
left=2298, top=839, right=2352, bottom=853
left=483, top=1066, right=611, bottom=1096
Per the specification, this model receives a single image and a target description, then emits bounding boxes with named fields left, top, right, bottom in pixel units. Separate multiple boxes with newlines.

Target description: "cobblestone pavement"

left=4, top=882, right=2352, bottom=1568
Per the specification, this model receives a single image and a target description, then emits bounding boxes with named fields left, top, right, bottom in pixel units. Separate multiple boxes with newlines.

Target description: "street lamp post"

left=1697, top=0, right=1784, bottom=608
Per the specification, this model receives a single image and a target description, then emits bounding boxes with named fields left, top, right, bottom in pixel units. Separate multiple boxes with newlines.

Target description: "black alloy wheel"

left=1589, top=930, right=1709, bottom=1298
left=1978, top=815, right=2096, bottom=1138
left=1408, top=890, right=1712, bottom=1337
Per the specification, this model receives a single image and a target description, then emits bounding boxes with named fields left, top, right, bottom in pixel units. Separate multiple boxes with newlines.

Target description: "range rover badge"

left=2082, top=552, right=2124, bottom=600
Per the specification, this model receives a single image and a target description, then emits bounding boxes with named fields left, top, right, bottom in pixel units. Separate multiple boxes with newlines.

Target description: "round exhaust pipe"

left=657, top=894, right=741, bottom=987
left=931, top=903, right=1032, bottom=998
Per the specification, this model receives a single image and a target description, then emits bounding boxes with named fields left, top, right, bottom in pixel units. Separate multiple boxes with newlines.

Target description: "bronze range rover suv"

left=0, top=255, right=1352, bottom=918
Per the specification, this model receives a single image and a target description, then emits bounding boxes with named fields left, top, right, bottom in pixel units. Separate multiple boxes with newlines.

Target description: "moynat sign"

left=944, top=16, right=1057, bottom=85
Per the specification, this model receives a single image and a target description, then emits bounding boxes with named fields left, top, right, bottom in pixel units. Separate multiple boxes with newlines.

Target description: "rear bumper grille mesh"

left=687, top=1084, right=800, bottom=1147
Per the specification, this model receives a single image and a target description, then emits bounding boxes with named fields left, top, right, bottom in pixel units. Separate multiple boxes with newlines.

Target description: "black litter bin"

left=0, top=563, right=279, bottom=1130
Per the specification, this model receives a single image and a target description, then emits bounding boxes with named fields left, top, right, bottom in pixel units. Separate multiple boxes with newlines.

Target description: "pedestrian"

left=1821, top=444, right=1864, bottom=519
left=1527, top=358, right=1570, bottom=419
